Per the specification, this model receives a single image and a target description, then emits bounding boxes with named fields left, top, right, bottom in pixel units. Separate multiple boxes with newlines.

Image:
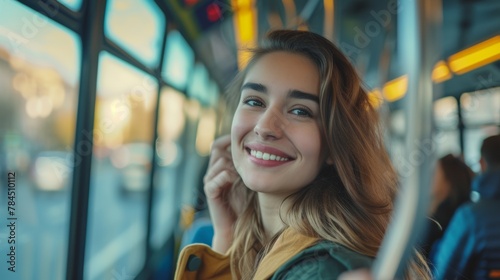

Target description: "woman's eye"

left=290, top=108, right=312, bottom=117
left=244, top=99, right=264, bottom=107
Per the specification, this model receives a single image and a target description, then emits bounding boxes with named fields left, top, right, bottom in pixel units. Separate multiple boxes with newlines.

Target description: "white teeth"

left=249, top=149, right=289, bottom=161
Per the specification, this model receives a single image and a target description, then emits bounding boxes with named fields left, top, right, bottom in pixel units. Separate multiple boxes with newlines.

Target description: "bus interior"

left=0, top=0, right=499, bottom=279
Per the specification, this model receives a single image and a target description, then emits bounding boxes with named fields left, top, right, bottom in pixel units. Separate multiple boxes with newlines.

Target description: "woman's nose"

left=253, top=107, right=287, bottom=139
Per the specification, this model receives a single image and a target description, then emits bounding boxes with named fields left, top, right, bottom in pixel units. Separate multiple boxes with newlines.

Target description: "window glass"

left=187, top=63, right=210, bottom=105
left=434, top=130, right=460, bottom=157
left=58, top=0, right=83, bottom=11
left=0, top=1, right=80, bottom=279
left=389, top=109, right=406, bottom=137
left=433, top=97, right=460, bottom=156
left=180, top=99, right=207, bottom=207
left=186, top=64, right=219, bottom=107
left=85, top=52, right=157, bottom=279
left=207, top=79, right=220, bottom=107
left=162, top=30, right=194, bottom=91
left=151, top=87, right=186, bottom=249
left=388, top=136, right=407, bottom=178
left=387, top=110, right=405, bottom=170
left=196, top=108, right=217, bottom=156
left=434, top=96, right=458, bottom=129
left=464, top=126, right=500, bottom=173
left=104, top=0, right=165, bottom=67
left=461, top=88, right=500, bottom=172
left=461, top=88, right=500, bottom=126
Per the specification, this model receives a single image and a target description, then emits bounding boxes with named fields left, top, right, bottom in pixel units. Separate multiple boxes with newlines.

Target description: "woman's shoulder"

left=271, top=240, right=373, bottom=279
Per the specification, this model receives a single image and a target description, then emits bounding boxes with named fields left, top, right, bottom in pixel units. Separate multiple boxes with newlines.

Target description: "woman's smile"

left=245, top=143, right=295, bottom=167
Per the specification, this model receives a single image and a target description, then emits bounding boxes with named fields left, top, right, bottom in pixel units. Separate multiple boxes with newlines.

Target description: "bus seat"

left=180, top=218, right=214, bottom=248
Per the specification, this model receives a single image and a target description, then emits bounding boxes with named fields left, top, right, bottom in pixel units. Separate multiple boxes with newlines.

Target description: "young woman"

left=175, top=30, right=431, bottom=279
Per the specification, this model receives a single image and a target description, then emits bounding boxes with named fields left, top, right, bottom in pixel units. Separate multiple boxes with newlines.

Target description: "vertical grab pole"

left=372, top=0, right=442, bottom=279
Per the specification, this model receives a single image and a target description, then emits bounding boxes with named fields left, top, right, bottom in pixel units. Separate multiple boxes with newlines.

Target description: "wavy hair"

left=224, top=30, right=431, bottom=279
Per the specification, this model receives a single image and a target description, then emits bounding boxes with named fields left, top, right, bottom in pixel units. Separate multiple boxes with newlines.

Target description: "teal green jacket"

left=271, top=241, right=373, bottom=279
left=175, top=228, right=373, bottom=279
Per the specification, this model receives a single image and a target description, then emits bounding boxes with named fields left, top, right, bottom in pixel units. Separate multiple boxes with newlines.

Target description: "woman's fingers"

left=204, top=134, right=237, bottom=200
left=208, top=135, right=232, bottom=167
left=203, top=135, right=239, bottom=254
left=204, top=156, right=236, bottom=185
left=204, top=169, right=238, bottom=200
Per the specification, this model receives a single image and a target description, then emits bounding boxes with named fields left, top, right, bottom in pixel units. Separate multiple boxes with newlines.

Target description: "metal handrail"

left=372, top=0, right=442, bottom=279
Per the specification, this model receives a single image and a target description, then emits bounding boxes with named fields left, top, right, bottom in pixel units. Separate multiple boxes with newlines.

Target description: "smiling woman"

left=232, top=51, right=325, bottom=196
left=174, top=30, right=432, bottom=280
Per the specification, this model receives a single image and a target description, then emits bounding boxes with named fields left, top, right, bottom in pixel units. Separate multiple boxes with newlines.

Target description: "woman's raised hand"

left=203, top=135, right=240, bottom=254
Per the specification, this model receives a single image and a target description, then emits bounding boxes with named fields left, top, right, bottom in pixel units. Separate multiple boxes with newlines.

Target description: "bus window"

left=387, top=110, right=406, bottom=169
left=150, top=87, right=186, bottom=249
left=461, top=88, right=500, bottom=126
left=195, top=108, right=217, bottom=157
left=461, top=89, right=500, bottom=171
left=0, top=1, right=80, bottom=279
left=433, top=96, right=460, bottom=156
left=162, top=30, right=194, bottom=91
left=179, top=98, right=210, bottom=213
left=464, top=125, right=500, bottom=172
left=104, top=0, right=165, bottom=68
left=188, top=63, right=218, bottom=107
left=206, top=79, right=220, bottom=107
left=84, top=52, right=157, bottom=279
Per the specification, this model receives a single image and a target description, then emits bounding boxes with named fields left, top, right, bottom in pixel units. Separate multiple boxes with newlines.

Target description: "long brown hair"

left=225, top=30, right=431, bottom=279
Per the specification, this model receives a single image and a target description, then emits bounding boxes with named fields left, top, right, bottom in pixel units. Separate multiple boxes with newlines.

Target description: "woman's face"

left=231, top=51, right=326, bottom=197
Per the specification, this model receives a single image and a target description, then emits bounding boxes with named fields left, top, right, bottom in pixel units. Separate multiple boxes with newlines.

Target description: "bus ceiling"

left=159, top=0, right=500, bottom=106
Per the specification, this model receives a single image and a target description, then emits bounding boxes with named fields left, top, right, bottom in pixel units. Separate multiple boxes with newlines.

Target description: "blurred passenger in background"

left=432, top=134, right=500, bottom=279
left=420, top=154, right=474, bottom=260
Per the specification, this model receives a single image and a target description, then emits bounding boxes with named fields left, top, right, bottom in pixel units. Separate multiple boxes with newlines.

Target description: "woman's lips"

left=248, top=149, right=289, bottom=161
left=245, top=144, right=295, bottom=167
left=245, top=143, right=294, bottom=159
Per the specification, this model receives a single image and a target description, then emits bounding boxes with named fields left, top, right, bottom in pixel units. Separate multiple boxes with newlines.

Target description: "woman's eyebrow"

left=241, top=82, right=267, bottom=93
left=289, top=90, right=319, bottom=103
left=241, top=82, right=319, bottom=103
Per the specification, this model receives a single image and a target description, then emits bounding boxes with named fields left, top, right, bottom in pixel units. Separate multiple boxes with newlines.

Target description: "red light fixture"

left=206, top=3, right=222, bottom=22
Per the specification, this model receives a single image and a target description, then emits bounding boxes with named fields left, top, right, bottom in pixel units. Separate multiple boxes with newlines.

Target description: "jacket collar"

left=253, top=227, right=320, bottom=279
left=472, top=169, right=500, bottom=200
